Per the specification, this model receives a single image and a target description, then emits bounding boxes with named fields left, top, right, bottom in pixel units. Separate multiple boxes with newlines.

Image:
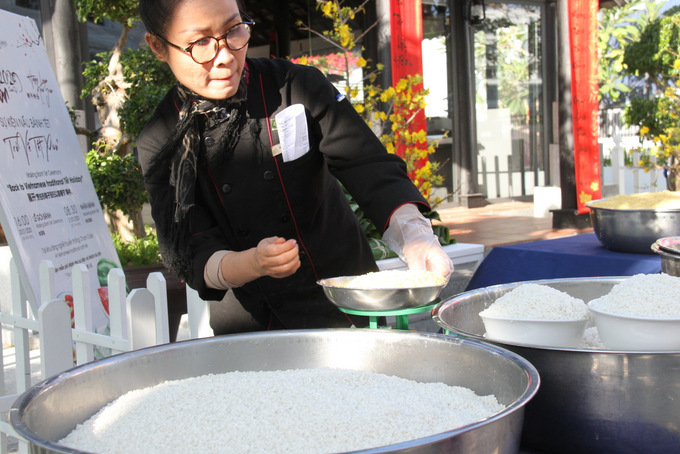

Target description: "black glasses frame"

left=154, top=14, right=255, bottom=64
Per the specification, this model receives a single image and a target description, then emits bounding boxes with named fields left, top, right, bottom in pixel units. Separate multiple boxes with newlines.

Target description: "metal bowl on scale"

left=11, top=329, right=539, bottom=454
left=317, top=276, right=445, bottom=311
left=432, top=277, right=680, bottom=454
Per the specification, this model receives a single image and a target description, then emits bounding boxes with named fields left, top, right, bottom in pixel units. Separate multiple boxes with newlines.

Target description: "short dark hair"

left=139, top=0, right=182, bottom=37
left=139, top=0, right=247, bottom=37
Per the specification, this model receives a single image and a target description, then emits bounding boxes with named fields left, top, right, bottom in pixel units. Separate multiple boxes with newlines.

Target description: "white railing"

left=0, top=257, right=211, bottom=453
left=599, top=135, right=666, bottom=195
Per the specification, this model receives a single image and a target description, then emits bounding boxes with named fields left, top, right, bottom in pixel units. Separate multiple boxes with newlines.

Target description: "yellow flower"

left=385, top=142, right=395, bottom=154
left=299, top=56, right=308, bottom=65
left=640, top=126, right=650, bottom=136
left=395, top=79, right=408, bottom=92
left=354, top=104, right=364, bottom=113
left=674, top=59, right=680, bottom=70
left=321, top=1, right=337, bottom=18
left=380, top=87, right=395, bottom=102
left=357, top=57, right=367, bottom=68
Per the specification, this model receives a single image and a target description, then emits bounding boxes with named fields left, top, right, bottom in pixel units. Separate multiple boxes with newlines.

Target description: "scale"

left=317, top=275, right=446, bottom=330
left=337, top=300, right=441, bottom=330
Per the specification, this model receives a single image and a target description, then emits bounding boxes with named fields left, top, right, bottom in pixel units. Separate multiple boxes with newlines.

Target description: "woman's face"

left=147, top=0, right=248, bottom=100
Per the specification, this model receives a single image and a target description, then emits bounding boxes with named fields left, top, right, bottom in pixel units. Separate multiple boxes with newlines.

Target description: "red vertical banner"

left=568, top=0, right=601, bottom=213
left=390, top=0, right=423, bottom=83
left=389, top=0, right=428, bottom=175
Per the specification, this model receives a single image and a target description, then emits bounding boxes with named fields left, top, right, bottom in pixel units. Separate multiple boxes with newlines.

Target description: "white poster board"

left=0, top=10, right=120, bottom=336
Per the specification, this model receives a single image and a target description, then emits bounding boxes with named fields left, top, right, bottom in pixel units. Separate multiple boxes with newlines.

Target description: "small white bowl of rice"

left=587, top=273, right=680, bottom=351
left=479, top=283, right=590, bottom=348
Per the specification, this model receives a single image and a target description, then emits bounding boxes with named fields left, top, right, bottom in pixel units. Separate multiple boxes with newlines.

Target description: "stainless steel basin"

left=11, top=329, right=539, bottom=454
left=433, top=277, right=680, bottom=454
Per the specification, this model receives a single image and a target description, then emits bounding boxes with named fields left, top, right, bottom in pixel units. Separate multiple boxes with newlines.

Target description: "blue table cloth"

left=466, top=233, right=662, bottom=291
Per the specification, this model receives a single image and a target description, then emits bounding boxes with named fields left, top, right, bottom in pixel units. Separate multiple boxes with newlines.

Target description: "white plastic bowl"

left=480, top=314, right=588, bottom=348
left=588, top=303, right=680, bottom=351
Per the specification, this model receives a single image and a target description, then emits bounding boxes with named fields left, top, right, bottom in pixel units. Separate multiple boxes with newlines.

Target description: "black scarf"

left=144, top=71, right=249, bottom=282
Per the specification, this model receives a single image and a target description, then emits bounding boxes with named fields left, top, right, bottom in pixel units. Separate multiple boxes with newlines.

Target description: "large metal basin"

left=433, top=277, right=680, bottom=454
left=11, top=329, right=539, bottom=454
left=587, top=199, right=680, bottom=254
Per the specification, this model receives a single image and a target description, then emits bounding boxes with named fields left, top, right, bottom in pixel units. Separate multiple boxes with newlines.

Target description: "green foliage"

left=85, top=147, right=148, bottom=217
left=623, top=19, right=663, bottom=78
left=81, top=47, right=175, bottom=139
left=119, top=48, right=175, bottom=139
left=659, top=8, right=680, bottom=73
left=624, top=98, right=662, bottom=133
left=623, top=7, right=680, bottom=136
left=597, top=0, right=648, bottom=103
left=112, top=228, right=161, bottom=266
left=76, top=0, right=139, bottom=29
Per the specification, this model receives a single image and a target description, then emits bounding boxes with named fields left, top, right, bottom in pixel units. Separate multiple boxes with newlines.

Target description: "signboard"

left=0, top=10, right=120, bottom=333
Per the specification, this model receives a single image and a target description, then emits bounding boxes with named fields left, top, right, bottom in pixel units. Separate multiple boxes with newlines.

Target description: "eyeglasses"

left=155, top=14, right=255, bottom=64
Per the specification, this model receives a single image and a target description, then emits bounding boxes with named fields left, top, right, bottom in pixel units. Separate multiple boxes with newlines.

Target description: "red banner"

left=390, top=0, right=423, bottom=84
left=568, top=0, right=601, bottom=213
left=389, top=0, right=427, bottom=171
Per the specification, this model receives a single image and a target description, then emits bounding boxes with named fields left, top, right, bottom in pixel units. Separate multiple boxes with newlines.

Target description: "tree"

left=597, top=0, right=669, bottom=107
left=622, top=6, right=680, bottom=190
left=76, top=0, right=139, bottom=154
left=74, top=0, right=175, bottom=238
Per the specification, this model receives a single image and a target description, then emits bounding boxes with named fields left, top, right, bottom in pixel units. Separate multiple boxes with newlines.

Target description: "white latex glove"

left=382, top=204, right=454, bottom=279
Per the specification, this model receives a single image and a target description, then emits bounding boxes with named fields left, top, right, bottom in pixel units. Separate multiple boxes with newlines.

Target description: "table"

left=466, top=233, right=662, bottom=290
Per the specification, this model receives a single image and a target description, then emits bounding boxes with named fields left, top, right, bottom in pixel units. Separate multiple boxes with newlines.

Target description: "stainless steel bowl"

left=651, top=241, right=680, bottom=277
left=318, top=276, right=445, bottom=311
left=11, top=329, right=539, bottom=454
left=432, top=277, right=680, bottom=454
left=587, top=198, right=680, bottom=254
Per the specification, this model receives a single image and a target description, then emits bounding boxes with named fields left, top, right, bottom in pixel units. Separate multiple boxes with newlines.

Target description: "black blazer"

left=138, top=58, right=429, bottom=328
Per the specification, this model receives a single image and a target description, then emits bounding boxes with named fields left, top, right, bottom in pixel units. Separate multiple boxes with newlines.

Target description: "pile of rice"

left=479, top=283, right=589, bottom=321
left=347, top=269, right=446, bottom=289
left=59, top=368, right=505, bottom=454
left=580, top=327, right=604, bottom=349
left=589, top=190, right=680, bottom=210
left=588, top=273, right=680, bottom=318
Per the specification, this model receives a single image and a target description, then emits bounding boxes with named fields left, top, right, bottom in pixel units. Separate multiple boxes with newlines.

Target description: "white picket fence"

left=0, top=257, right=211, bottom=453
left=600, top=135, right=667, bottom=195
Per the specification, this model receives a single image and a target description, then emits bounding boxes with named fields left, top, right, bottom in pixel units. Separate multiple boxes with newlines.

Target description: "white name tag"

left=274, top=104, right=310, bottom=162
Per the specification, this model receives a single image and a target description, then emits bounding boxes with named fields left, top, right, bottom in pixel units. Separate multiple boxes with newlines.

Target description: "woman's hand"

left=214, top=237, right=301, bottom=288
left=383, top=204, right=453, bottom=279
left=253, top=237, right=301, bottom=278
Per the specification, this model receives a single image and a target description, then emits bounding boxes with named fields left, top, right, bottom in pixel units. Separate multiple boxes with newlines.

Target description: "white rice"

left=347, top=270, right=446, bottom=289
left=480, top=283, right=589, bottom=321
left=580, top=326, right=604, bottom=349
left=588, top=273, right=680, bottom=318
left=59, top=368, right=505, bottom=454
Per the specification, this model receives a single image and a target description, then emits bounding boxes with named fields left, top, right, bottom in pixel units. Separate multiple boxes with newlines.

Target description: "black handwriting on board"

left=0, top=69, right=23, bottom=104
left=25, top=73, right=51, bottom=107
left=3, top=131, right=57, bottom=165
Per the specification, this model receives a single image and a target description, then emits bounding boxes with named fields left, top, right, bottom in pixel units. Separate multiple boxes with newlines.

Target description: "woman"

left=137, top=0, right=453, bottom=333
